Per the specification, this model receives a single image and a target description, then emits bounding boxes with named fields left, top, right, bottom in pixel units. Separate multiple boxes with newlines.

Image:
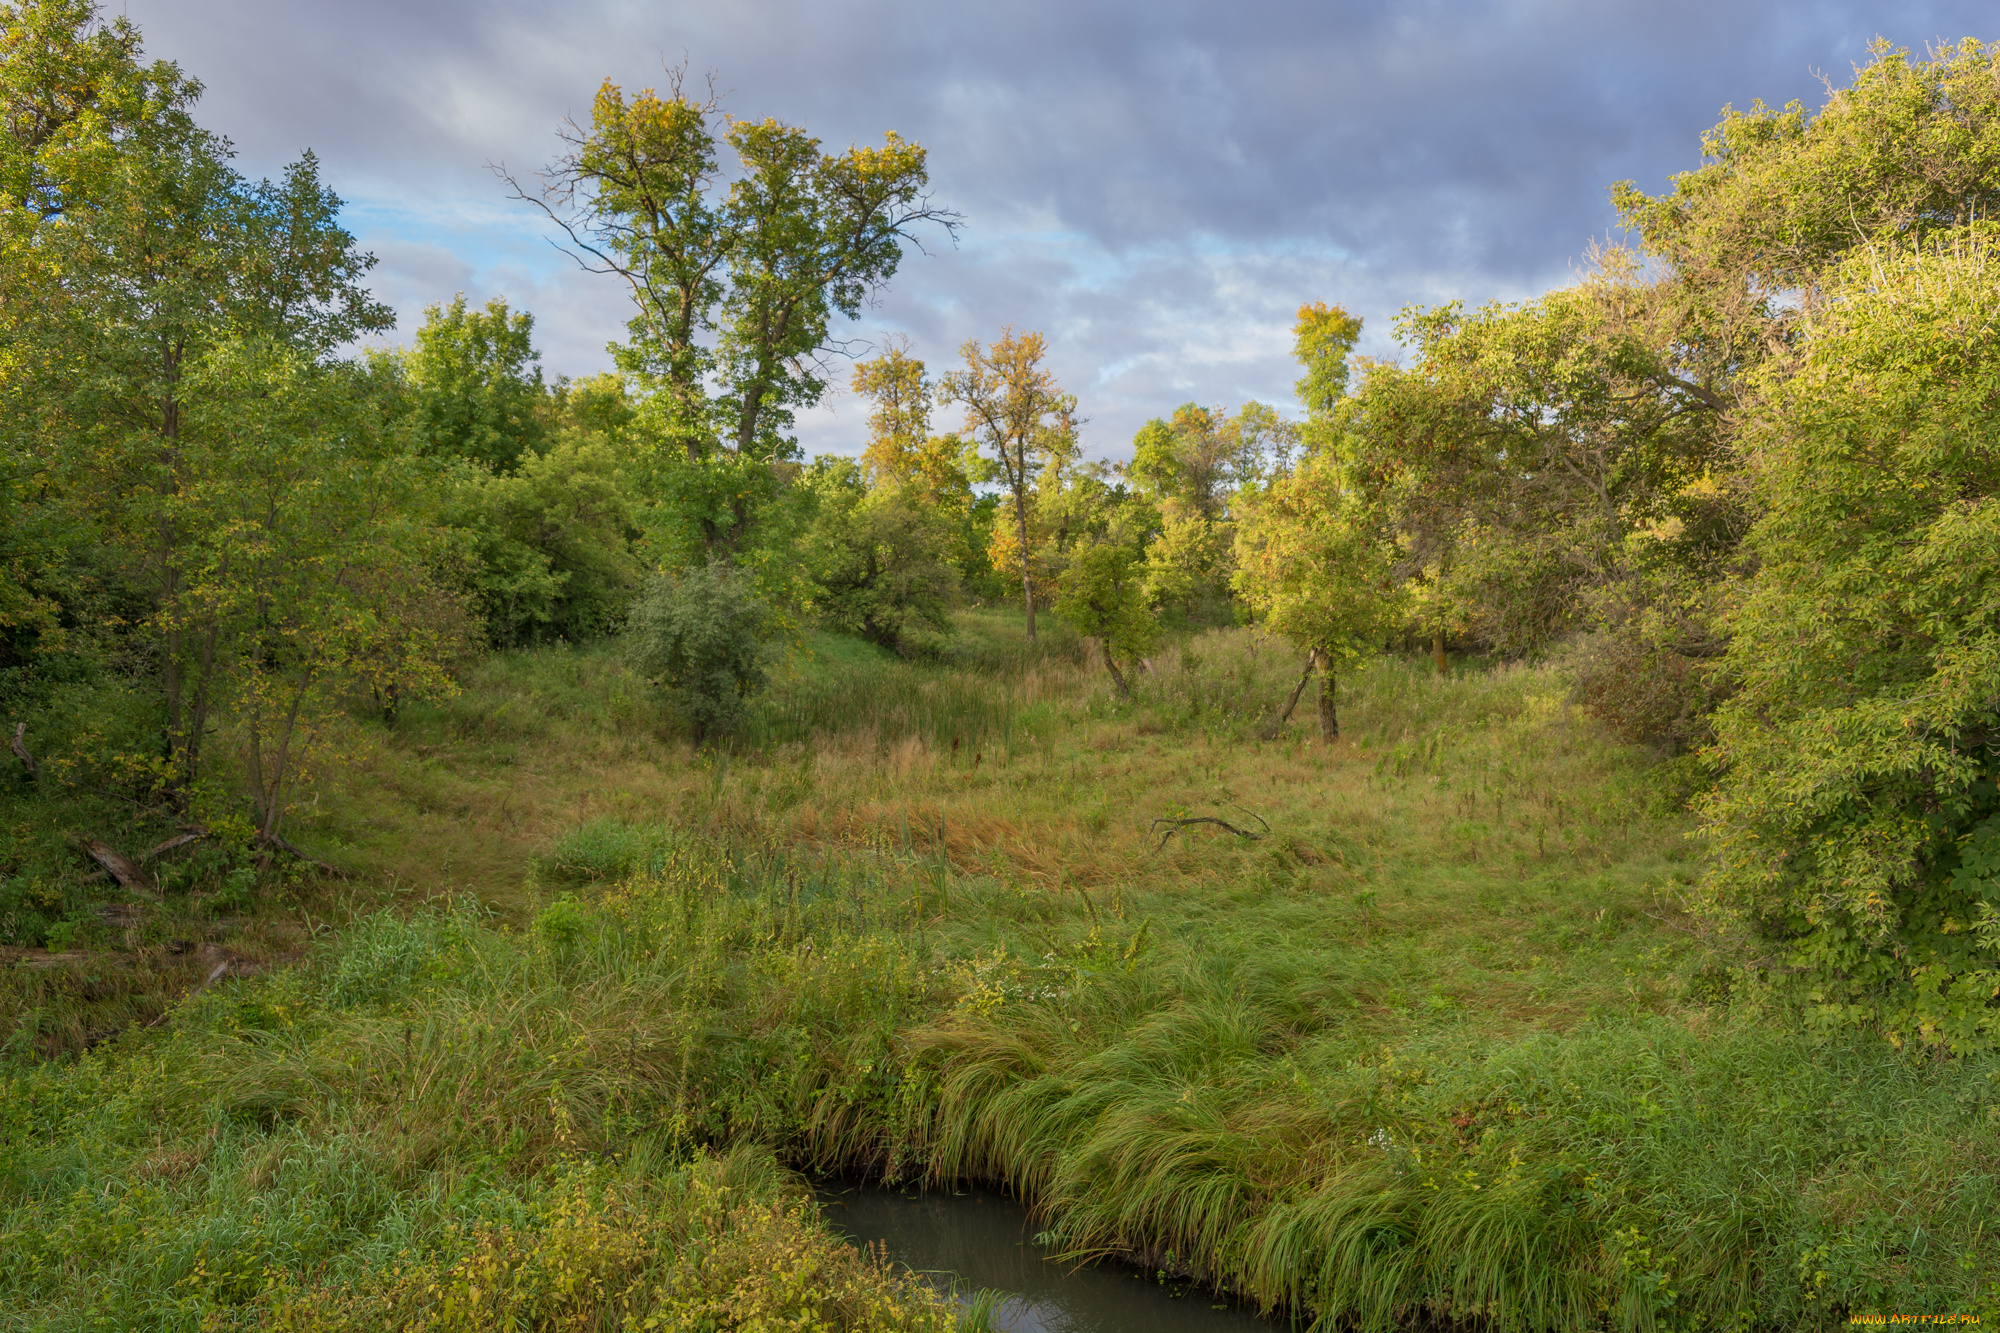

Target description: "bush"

left=626, top=565, right=780, bottom=741
left=796, top=463, right=960, bottom=656
left=1567, top=626, right=1726, bottom=756
left=1702, top=232, right=2000, bottom=1053
left=442, top=438, right=645, bottom=647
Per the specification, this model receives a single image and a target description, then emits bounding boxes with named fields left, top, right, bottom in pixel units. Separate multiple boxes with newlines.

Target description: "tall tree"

left=503, top=70, right=956, bottom=554
left=940, top=329, right=1078, bottom=640
left=4, top=0, right=393, bottom=807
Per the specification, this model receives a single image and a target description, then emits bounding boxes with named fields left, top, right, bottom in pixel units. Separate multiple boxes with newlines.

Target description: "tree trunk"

left=1433, top=629, right=1447, bottom=675
left=1318, top=667, right=1338, bottom=742
left=158, top=343, right=191, bottom=808
left=1014, top=482, right=1036, bottom=640
left=1103, top=638, right=1129, bottom=700
left=736, top=375, right=770, bottom=457
left=1266, top=650, right=1317, bottom=738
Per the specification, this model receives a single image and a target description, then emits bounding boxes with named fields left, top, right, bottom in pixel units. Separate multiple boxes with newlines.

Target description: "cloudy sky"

left=122, top=0, right=1991, bottom=459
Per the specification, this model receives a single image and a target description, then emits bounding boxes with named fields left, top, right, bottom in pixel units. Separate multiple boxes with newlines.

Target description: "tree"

left=626, top=564, right=779, bottom=742
left=1234, top=451, right=1401, bottom=741
left=400, top=294, right=548, bottom=472
left=0, top=0, right=198, bottom=225
left=1140, top=498, right=1225, bottom=625
left=1699, top=230, right=2000, bottom=1053
left=851, top=338, right=981, bottom=512
left=441, top=436, right=644, bottom=647
left=3, top=0, right=392, bottom=809
left=795, top=458, right=958, bottom=655
left=1053, top=541, right=1157, bottom=701
left=1614, top=39, right=2000, bottom=402
left=1228, top=300, right=1398, bottom=741
left=853, top=337, right=930, bottom=486
left=176, top=340, right=468, bottom=848
left=1293, top=301, right=1365, bottom=425
left=1130, top=401, right=1296, bottom=522
left=1127, top=400, right=1296, bottom=623
left=941, top=329, right=1078, bottom=640
left=503, top=69, right=957, bottom=553
left=1341, top=268, right=1721, bottom=662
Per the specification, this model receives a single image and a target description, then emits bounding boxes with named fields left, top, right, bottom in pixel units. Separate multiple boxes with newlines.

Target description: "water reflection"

left=817, top=1183, right=1281, bottom=1333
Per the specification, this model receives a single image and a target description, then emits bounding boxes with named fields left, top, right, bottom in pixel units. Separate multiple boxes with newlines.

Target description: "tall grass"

left=8, top=620, right=1998, bottom=1329
left=751, top=620, right=1092, bottom=755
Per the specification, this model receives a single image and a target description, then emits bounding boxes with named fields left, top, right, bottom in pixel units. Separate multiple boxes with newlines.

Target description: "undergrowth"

left=4, top=614, right=1997, bottom=1330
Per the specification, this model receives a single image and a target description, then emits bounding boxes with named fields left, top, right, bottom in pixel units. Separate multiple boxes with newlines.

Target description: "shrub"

left=1567, top=626, right=1726, bottom=756
left=1701, top=231, right=2000, bottom=1052
left=796, top=462, right=961, bottom=656
left=626, top=565, right=780, bottom=742
left=442, top=437, right=645, bottom=647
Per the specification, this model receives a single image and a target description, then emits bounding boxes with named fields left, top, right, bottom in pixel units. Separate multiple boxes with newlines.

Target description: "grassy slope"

left=3, top=611, right=1997, bottom=1330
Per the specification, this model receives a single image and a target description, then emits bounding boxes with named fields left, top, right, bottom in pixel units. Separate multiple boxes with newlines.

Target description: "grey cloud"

left=121, top=0, right=1997, bottom=458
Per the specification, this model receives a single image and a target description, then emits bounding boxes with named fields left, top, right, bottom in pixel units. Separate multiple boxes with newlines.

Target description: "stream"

left=817, top=1182, right=1285, bottom=1333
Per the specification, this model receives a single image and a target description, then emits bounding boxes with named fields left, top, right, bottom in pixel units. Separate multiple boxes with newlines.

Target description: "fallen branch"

left=1150, top=816, right=1266, bottom=853
left=11, top=723, right=36, bottom=779
left=1222, top=804, right=1271, bottom=836
left=81, top=840, right=158, bottom=897
left=141, top=829, right=207, bottom=861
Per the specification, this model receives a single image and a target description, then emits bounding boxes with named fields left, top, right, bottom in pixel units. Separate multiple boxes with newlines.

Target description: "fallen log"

left=81, top=840, right=157, bottom=896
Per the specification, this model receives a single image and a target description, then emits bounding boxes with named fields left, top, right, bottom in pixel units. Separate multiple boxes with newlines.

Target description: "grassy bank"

left=4, top=612, right=1998, bottom=1329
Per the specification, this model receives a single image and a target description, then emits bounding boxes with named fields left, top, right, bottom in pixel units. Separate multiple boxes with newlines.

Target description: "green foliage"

left=2, top=1, right=408, bottom=833
left=1051, top=541, right=1157, bottom=699
left=1615, top=37, right=2000, bottom=390
left=1127, top=401, right=1293, bottom=521
left=942, top=329, right=1078, bottom=638
left=1235, top=437, right=1404, bottom=738
left=796, top=460, right=960, bottom=656
left=1701, top=230, right=2000, bottom=1053
left=516, top=73, right=954, bottom=552
left=396, top=293, right=548, bottom=472
left=1343, top=266, right=1724, bottom=658
left=442, top=436, right=644, bottom=647
left=1292, top=300, right=1364, bottom=423
left=626, top=564, right=780, bottom=741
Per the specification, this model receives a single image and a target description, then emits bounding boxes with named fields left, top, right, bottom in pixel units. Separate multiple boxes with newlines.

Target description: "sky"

left=119, top=0, right=1994, bottom=461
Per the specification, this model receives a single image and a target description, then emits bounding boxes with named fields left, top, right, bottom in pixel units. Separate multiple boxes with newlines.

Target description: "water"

left=817, top=1182, right=1283, bottom=1333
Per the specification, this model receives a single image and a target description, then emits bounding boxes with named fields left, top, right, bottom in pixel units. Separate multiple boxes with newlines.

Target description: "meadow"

left=2, top=610, right=1997, bottom=1330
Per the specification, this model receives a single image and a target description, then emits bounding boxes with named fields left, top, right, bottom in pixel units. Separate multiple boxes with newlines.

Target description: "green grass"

left=3, top=611, right=1998, bottom=1330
